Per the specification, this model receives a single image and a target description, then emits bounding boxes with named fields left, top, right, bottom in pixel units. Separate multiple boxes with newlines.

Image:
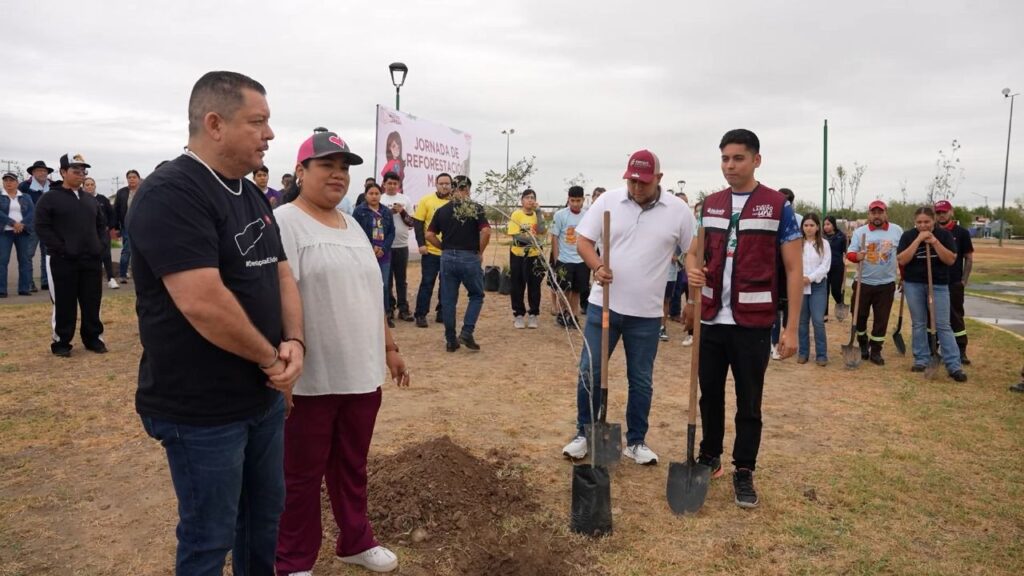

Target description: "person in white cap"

left=561, top=149, right=695, bottom=466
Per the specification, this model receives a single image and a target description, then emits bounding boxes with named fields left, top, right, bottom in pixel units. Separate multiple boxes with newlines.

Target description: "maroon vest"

left=700, top=185, right=786, bottom=328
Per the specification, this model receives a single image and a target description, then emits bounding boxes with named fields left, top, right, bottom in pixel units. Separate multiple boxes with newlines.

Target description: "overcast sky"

left=2, top=0, right=1022, bottom=208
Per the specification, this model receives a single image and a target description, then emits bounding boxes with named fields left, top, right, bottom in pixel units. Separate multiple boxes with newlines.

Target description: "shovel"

left=834, top=235, right=851, bottom=321
left=892, top=286, right=907, bottom=356
left=924, top=244, right=942, bottom=379
left=667, top=226, right=710, bottom=515
left=842, top=256, right=865, bottom=369
left=584, top=210, right=622, bottom=466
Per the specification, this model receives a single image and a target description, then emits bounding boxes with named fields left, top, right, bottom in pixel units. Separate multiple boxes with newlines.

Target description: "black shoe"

left=949, top=370, right=968, bottom=383
left=1010, top=382, right=1024, bottom=393
left=911, top=365, right=926, bottom=373
left=458, top=334, right=480, bottom=351
left=18, top=291, right=30, bottom=296
left=0, top=294, right=7, bottom=298
left=415, top=316, right=428, bottom=328
left=399, top=310, right=414, bottom=322
left=386, top=317, right=395, bottom=328
left=85, top=341, right=108, bottom=354
left=869, top=352, right=885, bottom=366
left=696, top=453, right=724, bottom=479
left=960, top=355, right=972, bottom=366
left=446, top=341, right=460, bottom=352
left=41, top=284, right=49, bottom=291
left=733, top=468, right=759, bottom=508
left=435, top=310, right=443, bottom=323
left=51, top=346, right=72, bottom=358
left=118, top=277, right=128, bottom=284
left=555, top=313, right=567, bottom=327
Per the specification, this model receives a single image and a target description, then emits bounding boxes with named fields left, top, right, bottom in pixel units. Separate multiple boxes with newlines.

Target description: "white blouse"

left=802, top=239, right=832, bottom=295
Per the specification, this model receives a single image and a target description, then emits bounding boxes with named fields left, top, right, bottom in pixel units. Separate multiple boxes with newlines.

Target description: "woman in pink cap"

left=273, top=128, right=409, bottom=575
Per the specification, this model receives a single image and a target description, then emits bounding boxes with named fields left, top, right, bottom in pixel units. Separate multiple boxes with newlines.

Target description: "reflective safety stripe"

left=737, top=291, right=772, bottom=304
left=738, top=218, right=780, bottom=232
left=701, top=286, right=714, bottom=299
left=952, top=330, right=968, bottom=337
left=703, top=216, right=731, bottom=230
left=856, top=330, right=867, bottom=336
left=869, top=334, right=886, bottom=342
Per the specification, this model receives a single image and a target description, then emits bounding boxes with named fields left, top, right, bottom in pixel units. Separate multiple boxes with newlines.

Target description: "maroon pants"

left=275, top=389, right=382, bottom=574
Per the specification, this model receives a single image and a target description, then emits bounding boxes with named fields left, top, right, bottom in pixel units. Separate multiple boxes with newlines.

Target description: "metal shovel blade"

left=834, top=303, right=849, bottom=322
left=570, top=464, right=613, bottom=537
left=667, top=459, right=711, bottom=515
left=842, top=343, right=862, bottom=369
left=585, top=421, right=622, bottom=468
left=892, top=331, right=907, bottom=357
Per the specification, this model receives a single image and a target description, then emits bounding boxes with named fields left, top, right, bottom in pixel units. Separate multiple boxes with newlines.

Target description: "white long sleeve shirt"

left=802, top=239, right=832, bottom=295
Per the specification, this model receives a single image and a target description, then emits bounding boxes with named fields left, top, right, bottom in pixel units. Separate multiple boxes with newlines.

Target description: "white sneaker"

left=682, top=334, right=693, bottom=347
left=623, top=443, right=658, bottom=465
left=527, top=314, right=539, bottom=329
left=562, top=435, right=588, bottom=459
left=289, top=572, right=313, bottom=576
left=770, top=344, right=782, bottom=361
left=107, top=278, right=120, bottom=289
left=338, top=545, right=398, bottom=573
left=513, top=316, right=526, bottom=329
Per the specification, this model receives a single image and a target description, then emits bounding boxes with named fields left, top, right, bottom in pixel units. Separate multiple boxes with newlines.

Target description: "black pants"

left=949, top=281, right=968, bottom=351
left=388, top=246, right=409, bottom=314
left=851, top=281, right=895, bottom=352
left=101, top=237, right=114, bottom=281
left=48, top=256, right=104, bottom=351
left=510, top=252, right=542, bottom=316
left=698, top=324, right=770, bottom=470
left=825, top=264, right=845, bottom=314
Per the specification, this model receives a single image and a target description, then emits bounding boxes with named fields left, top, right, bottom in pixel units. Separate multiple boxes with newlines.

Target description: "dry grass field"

left=1, top=243, right=1022, bottom=575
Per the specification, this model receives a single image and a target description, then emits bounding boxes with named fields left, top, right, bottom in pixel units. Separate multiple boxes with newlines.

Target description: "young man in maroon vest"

left=686, top=129, right=803, bottom=508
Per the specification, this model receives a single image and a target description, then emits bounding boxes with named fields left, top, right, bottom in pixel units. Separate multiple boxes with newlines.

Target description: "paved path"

left=964, top=294, right=1024, bottom=338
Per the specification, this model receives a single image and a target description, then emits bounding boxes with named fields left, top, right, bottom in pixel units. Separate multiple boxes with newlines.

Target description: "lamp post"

left=388, top=62, right=408, bottom=110
left=999, top=88, right=1019, bottom=247
left=501, top=128, right=515, bottom=199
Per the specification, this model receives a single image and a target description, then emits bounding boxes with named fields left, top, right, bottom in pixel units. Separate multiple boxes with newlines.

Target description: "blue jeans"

left=904, top=281, right=961, bottom=373
left=770, top=307, right=789, bottom=345
left=0, top=231, right=33, bottom=295
left=118, top=231, right=131, bottom=278
left=668, top=269, right=687, bottom=317
left=378, top=260, right=391, bottom=312
left=575, top=304, right=661, bottom=445
left=415, top=252, right=442, bottom=318
left=440, top=250, right=485, bottom=343
left=798, top=281, right=828, bottom=361
left=27, top=232, right=47, bottom=288
left=141, top=395, right=286, bottom=576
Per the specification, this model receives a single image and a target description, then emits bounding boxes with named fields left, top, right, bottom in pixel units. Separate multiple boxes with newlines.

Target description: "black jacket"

left=113, top=186, right=132, bottom=231
left=34, top=182, right=106, bottom=262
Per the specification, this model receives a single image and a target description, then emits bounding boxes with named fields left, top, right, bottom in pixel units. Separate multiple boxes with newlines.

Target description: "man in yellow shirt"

left=413, top=173, right=452, bottom=327
left=508, top=189, right=545, bottom=329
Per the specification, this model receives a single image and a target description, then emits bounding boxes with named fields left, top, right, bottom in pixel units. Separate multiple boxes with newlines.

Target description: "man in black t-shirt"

left=129, top=71, right=304, bottom=575
left=426, top=175, right=491, bottom=352
left=934, top=200, right=974, bottom=365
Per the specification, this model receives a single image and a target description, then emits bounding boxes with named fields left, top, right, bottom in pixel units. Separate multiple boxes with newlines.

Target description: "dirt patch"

left=364, top=436, right=597, bottom=576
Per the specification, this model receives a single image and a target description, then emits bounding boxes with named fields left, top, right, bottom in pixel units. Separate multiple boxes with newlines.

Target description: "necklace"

left=184, top=148, right=242, bottom=196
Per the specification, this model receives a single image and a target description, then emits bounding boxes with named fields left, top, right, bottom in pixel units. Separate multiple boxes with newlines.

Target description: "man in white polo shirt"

left=561, top=150, right=696, bottom=465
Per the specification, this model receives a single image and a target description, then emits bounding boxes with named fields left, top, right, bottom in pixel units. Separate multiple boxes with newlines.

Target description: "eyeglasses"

left=69, top=168, right=89, bottom=176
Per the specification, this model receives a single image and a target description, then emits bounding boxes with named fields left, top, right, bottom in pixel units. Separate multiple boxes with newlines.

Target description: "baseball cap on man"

left=2, top=172, right=18, bottom=181
left=59, top=153, right=91, bottom=170
left=296, top=128, right=364, bottom=166
left=622, top=150, right=660, bottom=184
left=868, top=200, right=887, bottom=211
left=934, top=200, right=953, bottom=213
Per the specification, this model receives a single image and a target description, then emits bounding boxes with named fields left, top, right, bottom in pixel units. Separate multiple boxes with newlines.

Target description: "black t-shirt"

left=129, top=154, right=286, bottom=425
left=943, top=223, right=974, bottom=284
left=428, top=199, right=490, bottom=252
left=897, top=227, right=957, bottom=285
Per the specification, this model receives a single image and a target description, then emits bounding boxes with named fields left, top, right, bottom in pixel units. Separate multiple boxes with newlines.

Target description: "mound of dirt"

left=364, top=436, right=597, bottom=576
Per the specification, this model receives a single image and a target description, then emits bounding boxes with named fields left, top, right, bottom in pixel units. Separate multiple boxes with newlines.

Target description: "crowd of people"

left=2, top=69, right=1018, bottom=575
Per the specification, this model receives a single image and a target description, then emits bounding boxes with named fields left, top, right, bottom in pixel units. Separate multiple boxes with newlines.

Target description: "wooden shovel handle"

left=600, top=211, right=610, bottom=394
left=925, top=243, right=937, bottom=335
left=687, top=226, right=705, bottom=427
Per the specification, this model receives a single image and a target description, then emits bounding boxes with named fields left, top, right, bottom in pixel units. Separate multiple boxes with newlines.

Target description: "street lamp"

left=677, top=180, right=686, bottom=193
left=388, top=62, right=408, bottom=110
left=501, top=128, right=515, bottom=198
left=999, top=88, right=1019, bottom=246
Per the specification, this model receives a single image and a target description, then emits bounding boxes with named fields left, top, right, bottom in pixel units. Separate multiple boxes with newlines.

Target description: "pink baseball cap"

left=934, top=200, right=953, bottom=213
left=622, top=150, right=660, bottom=184
left=296, top=127, right=363, bottom=166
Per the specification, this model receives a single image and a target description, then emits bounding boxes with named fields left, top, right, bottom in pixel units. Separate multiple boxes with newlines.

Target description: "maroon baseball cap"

left=934, top=200, right=953, bottom=213
left=622, top=150, right=660, bottom=184
left=296, top=127, right=363, bottom=166
left=868, top=199, right=887, bottom=211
